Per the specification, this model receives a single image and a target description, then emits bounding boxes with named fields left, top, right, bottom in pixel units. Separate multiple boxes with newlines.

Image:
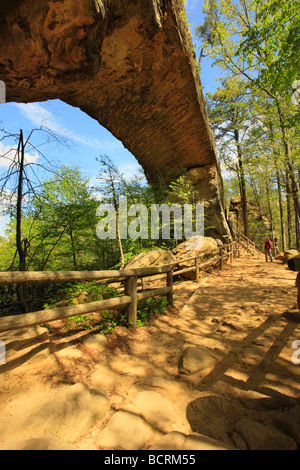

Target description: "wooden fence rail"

left=237, top=231, right=257, bottom=255
left=0, top=242, right=238, bottom=334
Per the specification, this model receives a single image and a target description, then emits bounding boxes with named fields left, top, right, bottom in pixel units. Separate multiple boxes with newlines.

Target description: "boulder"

left=125, top=249, right=176, bottom=282
left=96, top=410, right=154, bottom=450
left=275, top=250, right=300, bottom=264
left=126, top=249, right=176, bottom=269
left=179, top=346, right=218, bottom=374
left=173, top=237, right=219, bottom=279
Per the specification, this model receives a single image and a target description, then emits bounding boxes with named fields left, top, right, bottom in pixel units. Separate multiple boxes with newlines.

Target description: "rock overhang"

left=0, top=0, right=230, bottom=238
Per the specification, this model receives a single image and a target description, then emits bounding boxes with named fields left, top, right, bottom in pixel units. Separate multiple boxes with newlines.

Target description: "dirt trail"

left=0, top=254, right=300, bottom=450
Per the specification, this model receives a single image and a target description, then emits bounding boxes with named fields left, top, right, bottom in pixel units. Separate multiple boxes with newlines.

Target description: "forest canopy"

left=196, top=0, right=300, bottom=250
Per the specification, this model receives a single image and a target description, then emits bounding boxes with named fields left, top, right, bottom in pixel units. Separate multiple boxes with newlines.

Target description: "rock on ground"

left=0, top=437, right=77, bottom=450
left=23, top=383, right=110, bottom=444
left=235, top=419, right=298, bottom=450
left=133, top=391, right=177, bottom=434
left=179, top=346, right=218, bottom=374
left=149, top=431, right=236, bottom=450
left=96, top=410, right=155, bottom=450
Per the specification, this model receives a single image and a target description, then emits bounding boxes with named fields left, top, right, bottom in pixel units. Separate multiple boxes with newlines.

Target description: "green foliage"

left=136, top=297, right=169, bottom=328
left=238, top=0, right=300, bottom=100
left=64, top=314, right=100, bottom=332
left=0, top=151, right=212, bottom=314
left=195, top=0, right=300, bottom=250
left=43, top=281, right=119, bottom=310
left=52, top=295, right=169, bottom=336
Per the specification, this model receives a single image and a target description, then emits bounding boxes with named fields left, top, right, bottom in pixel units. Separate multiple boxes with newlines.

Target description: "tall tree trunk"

left=16, top=130, right=29, bottom=312
left=111, top=179, right=124, bottom=270
left=275, top=166, right=286, bottom=252
left=285, top=175, right=293, bottom=249
left=270, top=123, right=286, bottom=252
left=116, top=211, right=125, bottom=270
left=294, top=206, right=300, bottom=249
left=235, top=130, right=249, bottom=238
left=69, top=224, right=78, bottom=270
left=265, top=177, right=276, bottom=256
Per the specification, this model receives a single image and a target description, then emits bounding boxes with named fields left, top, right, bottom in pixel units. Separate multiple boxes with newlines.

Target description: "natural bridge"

left=0, top=0, right=230, bottom=239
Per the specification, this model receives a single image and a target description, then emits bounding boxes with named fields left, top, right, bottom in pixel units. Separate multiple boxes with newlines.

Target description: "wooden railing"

left=0, top=242, right=238, bottom=334
left=236, top=231, right=257, bottom=255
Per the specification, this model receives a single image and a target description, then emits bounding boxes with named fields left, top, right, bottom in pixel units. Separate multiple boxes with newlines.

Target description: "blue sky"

left=0, top=0, right=220, bottom=234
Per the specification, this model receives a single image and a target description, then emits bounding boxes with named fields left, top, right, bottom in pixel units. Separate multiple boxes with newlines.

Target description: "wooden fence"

left=237, top=231, right=257, bottom=255
left=0, top=242, right=238, bottom=334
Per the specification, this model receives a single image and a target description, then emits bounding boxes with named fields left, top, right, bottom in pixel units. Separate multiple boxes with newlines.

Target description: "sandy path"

left=0, top=254, right=300, bottom=449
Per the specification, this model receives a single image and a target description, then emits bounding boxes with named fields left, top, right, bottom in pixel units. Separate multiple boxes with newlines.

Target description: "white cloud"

left=0, top=215, right=8, bottom=237
left=118, top=161, right=144, bottom=180
left=14, top=102, right=124, bottom=151
left=185, top=0, right=198, bottom=12
left=0, top=141, right=39, bottom=167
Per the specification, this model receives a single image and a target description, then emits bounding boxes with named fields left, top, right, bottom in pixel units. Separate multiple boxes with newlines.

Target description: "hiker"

left=264, top=237, right=273, bottom=262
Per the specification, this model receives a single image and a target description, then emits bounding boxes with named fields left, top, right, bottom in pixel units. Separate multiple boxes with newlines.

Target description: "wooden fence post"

left=220, top=247, right=224, bottom=270
left=126, top=275, right=137, bottom=331
left=167, top=271, right=174, bottom=307
left=230, top=245, right=233, bottom=263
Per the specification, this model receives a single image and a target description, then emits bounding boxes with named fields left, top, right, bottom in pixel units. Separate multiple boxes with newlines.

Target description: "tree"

left=32, top=166, right=98, bottom=271
left=206, top=78, right=252, bottom=237
left=0, top=127, right=62, bottom=311
left=238, top=0, right=300, bottom=115
left=196, top=0, right=300, bottom=227
left=96, top=155, right=126, bottom=269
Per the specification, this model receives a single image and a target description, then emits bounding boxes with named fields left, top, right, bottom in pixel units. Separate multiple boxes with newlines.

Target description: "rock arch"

left=0, top=0, right=230, bottom=238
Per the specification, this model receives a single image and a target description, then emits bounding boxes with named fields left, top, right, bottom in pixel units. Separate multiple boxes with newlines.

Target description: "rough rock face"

left=228, top=196, right=272, bottom=236
left=0, top=0, right=230, bottom=238
left=125, top=248, right=176, bottom=270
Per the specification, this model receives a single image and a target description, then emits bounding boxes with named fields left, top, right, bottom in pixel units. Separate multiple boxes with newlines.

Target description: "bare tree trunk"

left=16, top=130, right=29, bottom=312
left=69, top=224, right=78, bottom=271
left=116, top=212, right=125, bottom=270
left=111, top=179, right=124, bottom=270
